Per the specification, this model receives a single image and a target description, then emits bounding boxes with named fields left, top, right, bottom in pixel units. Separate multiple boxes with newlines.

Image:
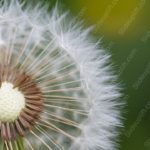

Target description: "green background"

left=56, top=0, right=150, bottom=150
left=42, top=0, right=150, bottom=149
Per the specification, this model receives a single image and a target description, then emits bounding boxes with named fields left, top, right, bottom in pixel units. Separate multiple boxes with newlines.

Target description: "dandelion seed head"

left=0, top=0, right=123, bottom=149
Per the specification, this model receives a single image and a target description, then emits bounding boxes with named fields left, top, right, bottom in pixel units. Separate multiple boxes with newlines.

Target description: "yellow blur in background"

left=64, top=0, right=149, bottom=41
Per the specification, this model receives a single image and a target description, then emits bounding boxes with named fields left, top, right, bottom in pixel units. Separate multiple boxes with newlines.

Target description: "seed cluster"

left=0, top=65, right=43, bottom=141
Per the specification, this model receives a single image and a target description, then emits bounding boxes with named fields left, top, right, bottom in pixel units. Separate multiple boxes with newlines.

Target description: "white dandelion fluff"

left=0, top=0, right=122, bottom=150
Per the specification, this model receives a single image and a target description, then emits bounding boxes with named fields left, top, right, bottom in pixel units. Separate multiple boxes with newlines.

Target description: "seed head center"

left=0, top=82, right=25, bottom=122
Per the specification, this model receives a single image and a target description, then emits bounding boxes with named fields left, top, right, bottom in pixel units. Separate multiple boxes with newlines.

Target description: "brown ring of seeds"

left=0, top=64, right=43, bottom=141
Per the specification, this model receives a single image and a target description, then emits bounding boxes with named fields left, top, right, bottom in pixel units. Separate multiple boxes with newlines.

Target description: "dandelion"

left=0, top=1, right=122, bottom=150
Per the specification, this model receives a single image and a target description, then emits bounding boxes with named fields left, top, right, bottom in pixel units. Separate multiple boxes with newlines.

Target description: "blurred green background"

left=46, top=0, right=150, bottom=149
left=57, top=0, right=150, bottom=150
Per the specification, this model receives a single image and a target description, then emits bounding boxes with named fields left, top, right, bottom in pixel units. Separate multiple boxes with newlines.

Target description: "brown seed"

left=15, top=120, right=24, bottom=136
left=10, top=123, right=16, bottom=140
left=18, top=116, right=31, bottom=129
left=26, top=104, right=42, bottom=112
left=1, top=123, right=7, bottom=140
left=20, top=111, right=35, bottom=122
left=6, top=123, right=11, bottom=140
left=26, top=99, right=43, bottom=105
